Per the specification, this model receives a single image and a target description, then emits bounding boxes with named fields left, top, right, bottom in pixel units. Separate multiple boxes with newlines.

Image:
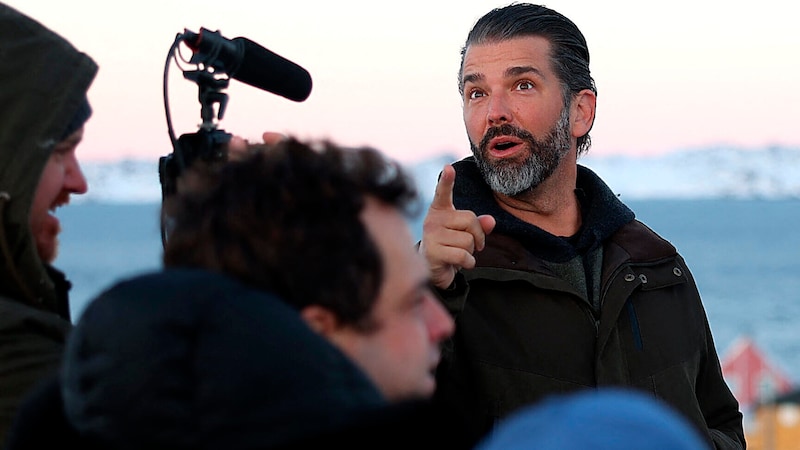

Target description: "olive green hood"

left=0, top=4, right=98, bottom=314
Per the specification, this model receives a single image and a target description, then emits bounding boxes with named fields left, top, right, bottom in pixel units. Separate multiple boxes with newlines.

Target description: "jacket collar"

left=451, top=156, right=634, bottom=262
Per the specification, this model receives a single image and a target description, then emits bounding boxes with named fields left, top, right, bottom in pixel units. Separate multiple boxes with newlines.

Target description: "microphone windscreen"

left=233, top=38, right=312, bottom=102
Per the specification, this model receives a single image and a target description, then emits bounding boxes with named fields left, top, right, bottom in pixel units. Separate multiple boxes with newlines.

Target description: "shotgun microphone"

left=181, top=28, right=312, bottom=102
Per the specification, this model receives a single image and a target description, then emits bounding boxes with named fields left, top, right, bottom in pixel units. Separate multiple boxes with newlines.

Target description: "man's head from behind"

left=163, top=137, right=454, bottom=401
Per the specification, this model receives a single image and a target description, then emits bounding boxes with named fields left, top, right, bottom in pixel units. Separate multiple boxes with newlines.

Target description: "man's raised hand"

left=419, top=164, right=495, bottom=289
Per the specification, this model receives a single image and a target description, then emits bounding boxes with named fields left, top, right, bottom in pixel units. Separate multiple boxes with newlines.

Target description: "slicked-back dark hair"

left=459, top=2, right=597, bottom=154
left=163, top=137, right=420, bottom=330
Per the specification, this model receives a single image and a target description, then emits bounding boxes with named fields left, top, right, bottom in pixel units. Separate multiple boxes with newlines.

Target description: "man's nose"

left=425, top=295, right=455, bottom=342
left=486, top=92, right=513, bottom=126
left=66, top=155, right=88, bottom=195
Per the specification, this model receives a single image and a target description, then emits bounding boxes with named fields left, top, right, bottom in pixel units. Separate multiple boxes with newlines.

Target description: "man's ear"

left=300, top=305, right=341, bottom=337
left=571, top=88, right=596, bottom=138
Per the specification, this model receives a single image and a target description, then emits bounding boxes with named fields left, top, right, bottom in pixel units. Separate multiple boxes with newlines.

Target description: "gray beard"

left=471, top=107, right=572, bottom=196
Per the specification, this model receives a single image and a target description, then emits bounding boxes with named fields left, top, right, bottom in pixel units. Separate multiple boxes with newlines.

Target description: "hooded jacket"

left=433, top=157, right=745, bottom=449
left=60, top=268, right=388, bottom=449
left=0, top=3, right=97, bottom=441
left=5, top=268, right=475, bottom=450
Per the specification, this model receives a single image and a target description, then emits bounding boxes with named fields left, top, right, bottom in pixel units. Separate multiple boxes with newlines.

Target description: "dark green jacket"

left=0, top=3, right=97, bottom=442
left=433, top=157, right=745, bottom=449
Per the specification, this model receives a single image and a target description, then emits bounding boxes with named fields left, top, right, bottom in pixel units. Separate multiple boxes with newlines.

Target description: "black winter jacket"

left=6, top=269, right=474, bottom=450
left=433, top=157, right=745, bottom=449
left=58, top=269, right=387, bottom=449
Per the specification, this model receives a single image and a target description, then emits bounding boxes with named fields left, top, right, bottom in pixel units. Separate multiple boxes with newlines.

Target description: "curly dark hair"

left=163, top=137, right=420, bottom=330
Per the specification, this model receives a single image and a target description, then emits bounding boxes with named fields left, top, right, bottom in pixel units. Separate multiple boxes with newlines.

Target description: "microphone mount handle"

left=183, top=69, right=229, bottom=131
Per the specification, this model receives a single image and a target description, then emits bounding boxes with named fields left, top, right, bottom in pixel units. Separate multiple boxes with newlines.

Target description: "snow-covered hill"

left=77, top=145, right=800, bottom=204
left=581, top=146, right=800, bottom=200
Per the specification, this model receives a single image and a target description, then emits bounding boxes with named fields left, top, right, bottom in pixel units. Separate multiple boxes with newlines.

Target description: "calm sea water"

left=55, top=199, right=800, bottom=379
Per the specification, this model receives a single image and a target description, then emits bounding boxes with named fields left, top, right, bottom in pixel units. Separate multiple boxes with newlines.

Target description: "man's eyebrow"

left=506, top=65, right=544, bottom=79
left=462, top=72, right=484, bottom=86
left=55, top=135, right=83, bottom=149
left=462, top=66, right=545, bottom=86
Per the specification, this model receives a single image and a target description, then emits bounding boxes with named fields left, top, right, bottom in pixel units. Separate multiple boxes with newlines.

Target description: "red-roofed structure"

left=720, top=335, right=794, bottom=411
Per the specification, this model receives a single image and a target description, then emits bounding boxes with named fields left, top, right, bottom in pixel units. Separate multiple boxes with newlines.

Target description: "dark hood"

left=0, top=4, right=98, bottom=311
left=451, top=156, right=635, bottom=262
left=61, top=268, right=386, bottom=450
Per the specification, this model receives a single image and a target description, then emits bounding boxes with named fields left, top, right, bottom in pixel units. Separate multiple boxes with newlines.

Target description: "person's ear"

left=300, top=305, right=341, bottom=337
left=571, top=89, right=596, bottom=139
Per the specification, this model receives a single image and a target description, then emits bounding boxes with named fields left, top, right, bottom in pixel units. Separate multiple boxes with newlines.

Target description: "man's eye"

left=468, top=89, right=485, bottom=100
left=517, top=81, right=534, bottom=90
left=53, top=142, right=77, bottom=155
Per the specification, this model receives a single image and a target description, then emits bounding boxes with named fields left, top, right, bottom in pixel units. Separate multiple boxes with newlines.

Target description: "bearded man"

left=419, top=3, right=745, bottom=449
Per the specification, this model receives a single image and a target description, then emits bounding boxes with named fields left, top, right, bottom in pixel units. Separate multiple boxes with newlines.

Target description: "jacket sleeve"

left=675, top=259, right=746, bottom=450
left=434, top=271, right=469, bottom=320
left=698, top=317, right=747, bottom=449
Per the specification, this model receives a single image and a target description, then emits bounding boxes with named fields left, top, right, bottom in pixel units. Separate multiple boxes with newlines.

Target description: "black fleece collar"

left=451, top=156, right=635, bottom=262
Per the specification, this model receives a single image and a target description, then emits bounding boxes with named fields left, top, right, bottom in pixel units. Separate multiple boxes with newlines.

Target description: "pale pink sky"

left=8, top=0, right=800, bottom=164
